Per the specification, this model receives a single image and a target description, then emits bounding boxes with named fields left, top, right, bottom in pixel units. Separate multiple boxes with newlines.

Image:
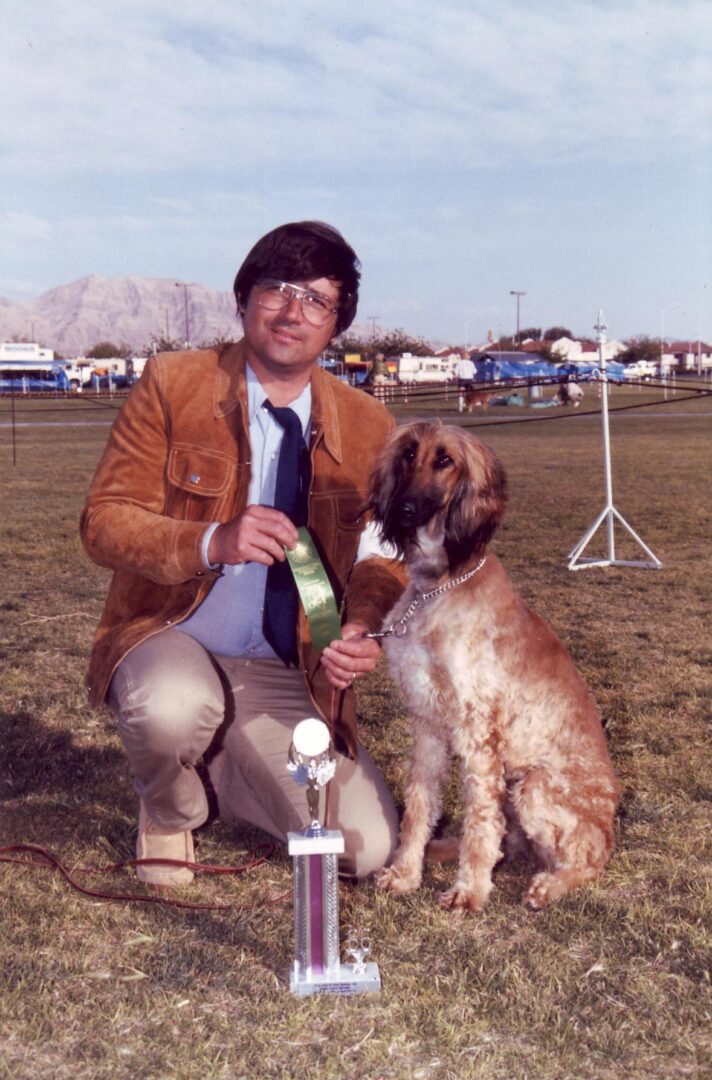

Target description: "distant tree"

left=377, top=329, right=432, bottom=358
left=142, top=336, right=183, bottom=357
left=543, top=326, right=573, bottom=341
left=332, top=328, right=432, bottom=360
left=197, top=334, right=237, bottom=351
left=519, top=327, right=542, bottom=341
left=616, top=336, right=662, bottom=365
left=87, top=340, right=132, bottom=359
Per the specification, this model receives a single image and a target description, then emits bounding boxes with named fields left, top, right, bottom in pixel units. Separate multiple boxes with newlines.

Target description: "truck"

left=54, top=361, right=94, bottom=390
left=623, top=360, right=656, bottom=380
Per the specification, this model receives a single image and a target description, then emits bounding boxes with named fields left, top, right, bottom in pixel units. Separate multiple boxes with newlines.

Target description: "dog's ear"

left=367, top=430, right=408, bottom=553
left=368, top=438, right=397, bottom=526
left=444, top=438, right=507, bottom=570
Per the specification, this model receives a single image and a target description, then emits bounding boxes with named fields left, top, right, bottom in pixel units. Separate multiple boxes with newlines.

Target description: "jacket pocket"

left=166, top=444, right=234, bottom=520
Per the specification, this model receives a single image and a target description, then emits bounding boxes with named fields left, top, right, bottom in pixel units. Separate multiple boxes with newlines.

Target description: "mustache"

left=271, top=315, right=304, bottom=332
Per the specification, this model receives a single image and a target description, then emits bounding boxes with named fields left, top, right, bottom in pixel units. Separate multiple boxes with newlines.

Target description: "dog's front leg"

left=440, top=741, right=506, bottom=913
left=375, top=728, right=449, bottom=895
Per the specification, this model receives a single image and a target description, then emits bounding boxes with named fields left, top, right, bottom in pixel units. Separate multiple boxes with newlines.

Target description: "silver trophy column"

left=287, top=718, right=381, bottom=996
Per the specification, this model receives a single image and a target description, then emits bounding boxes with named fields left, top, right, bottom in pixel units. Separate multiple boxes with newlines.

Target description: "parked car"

left=623, top=360, right=656, bottom=380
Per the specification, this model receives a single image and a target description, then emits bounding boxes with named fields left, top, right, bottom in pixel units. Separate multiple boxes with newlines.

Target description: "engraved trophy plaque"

left=287, top=718, right=381, bottom=996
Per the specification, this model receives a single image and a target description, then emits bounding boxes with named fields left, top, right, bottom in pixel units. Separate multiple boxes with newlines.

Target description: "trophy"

left=287, top=717, right=381, bottom=996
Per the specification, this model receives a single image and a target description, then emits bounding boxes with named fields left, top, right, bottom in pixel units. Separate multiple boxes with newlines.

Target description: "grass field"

left=1, top=384, right=710, bottom=1079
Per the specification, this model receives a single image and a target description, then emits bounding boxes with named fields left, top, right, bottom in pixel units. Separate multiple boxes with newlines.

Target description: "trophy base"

left=289, top=962, right=381, bottom=997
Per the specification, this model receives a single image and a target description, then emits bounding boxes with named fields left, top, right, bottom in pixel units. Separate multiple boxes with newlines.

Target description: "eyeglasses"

left=255, top=279, right=339, bottom=327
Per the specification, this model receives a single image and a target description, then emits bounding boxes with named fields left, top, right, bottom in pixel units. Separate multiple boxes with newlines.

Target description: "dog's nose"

left=399, top=500, right=418, bottom=520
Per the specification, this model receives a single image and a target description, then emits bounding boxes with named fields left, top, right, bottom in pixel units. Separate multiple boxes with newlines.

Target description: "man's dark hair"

left=233, top=221, right=360, bottom=335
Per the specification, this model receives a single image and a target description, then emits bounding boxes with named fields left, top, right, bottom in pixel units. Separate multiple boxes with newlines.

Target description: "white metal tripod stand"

left=568, top=311, right=662, bottom=571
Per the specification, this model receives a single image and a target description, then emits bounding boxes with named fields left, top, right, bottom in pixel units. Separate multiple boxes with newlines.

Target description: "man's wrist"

left=202, top=522, right=222, bottom=569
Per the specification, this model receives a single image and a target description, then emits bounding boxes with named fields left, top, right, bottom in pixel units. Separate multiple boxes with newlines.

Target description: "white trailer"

left=397, top=353, right=454, bottom=383
left=0, top=341, right=54, bottom=362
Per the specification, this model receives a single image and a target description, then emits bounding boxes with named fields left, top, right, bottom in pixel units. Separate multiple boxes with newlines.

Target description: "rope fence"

left=1, top=376, right=710, bottom=441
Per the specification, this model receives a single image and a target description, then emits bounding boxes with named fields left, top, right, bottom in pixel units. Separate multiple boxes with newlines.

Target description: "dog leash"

left=0, top=841, right=279, bottom=910
left=364, top=555, right=487, bottom=640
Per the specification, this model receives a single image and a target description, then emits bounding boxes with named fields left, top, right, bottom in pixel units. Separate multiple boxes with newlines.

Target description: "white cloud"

left=2, top=0, right=710, bottom=178
left=0, top=211, right=52, bottom=241
left=1, top=1, right=709, bottom=340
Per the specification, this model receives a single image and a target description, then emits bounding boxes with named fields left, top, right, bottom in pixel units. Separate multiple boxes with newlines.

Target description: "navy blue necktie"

left=262, top=402, right=310, bottom=666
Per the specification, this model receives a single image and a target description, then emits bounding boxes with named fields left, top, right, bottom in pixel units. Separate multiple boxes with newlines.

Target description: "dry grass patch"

left=1, top=393, right=710, bottom=1079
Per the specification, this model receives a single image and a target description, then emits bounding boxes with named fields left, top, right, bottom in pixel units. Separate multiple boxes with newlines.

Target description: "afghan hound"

left=463, top=387, right=492, bottom=412
left=369, top=421, right=620, bottom=911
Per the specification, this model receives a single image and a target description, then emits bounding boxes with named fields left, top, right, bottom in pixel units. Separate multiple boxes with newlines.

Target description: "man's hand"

left=208, top=505, right=299, bottom=566
left=320, top=622, right=381, bottom=690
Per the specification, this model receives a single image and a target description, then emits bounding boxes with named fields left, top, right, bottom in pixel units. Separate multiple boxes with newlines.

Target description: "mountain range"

left=0, top=274, right=384, bottom=358
left=0, top=275, right=240, bottom=357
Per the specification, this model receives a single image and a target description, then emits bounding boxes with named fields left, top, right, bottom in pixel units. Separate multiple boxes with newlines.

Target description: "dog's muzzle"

left=393, top=494, right=442, bottom=528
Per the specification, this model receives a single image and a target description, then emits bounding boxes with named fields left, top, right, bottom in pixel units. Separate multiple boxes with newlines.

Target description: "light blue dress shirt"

left=178, top=365, right=312, bottom=659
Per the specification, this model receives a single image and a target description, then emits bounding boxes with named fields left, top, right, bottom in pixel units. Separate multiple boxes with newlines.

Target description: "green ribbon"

left=285, top=527, right=342, bottom=651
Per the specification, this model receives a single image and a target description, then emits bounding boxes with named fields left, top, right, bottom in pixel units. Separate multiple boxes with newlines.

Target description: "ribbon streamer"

left=285, top=527, right=342, bottom=651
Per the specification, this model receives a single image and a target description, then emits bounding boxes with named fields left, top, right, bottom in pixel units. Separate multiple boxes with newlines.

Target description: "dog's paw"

left=523, top=868, right=590, bottom=910
left=374, top=864, right=421, bottom=894
left=438, top=885, right=486, bottom=913
left=522, top=873, right=559, bottom=910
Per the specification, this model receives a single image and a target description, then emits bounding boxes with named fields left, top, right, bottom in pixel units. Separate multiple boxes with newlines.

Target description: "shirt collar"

left=246, top=362, right=312, bottom=437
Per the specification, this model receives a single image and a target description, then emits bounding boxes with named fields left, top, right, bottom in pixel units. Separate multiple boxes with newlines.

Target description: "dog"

left=463, top=387, right=492, bottom=413
left=558, top=381, right=584, bottom=407
left=369, top=421, right=620, bottom=911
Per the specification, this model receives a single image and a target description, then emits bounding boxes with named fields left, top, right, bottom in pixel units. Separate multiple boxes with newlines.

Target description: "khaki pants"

left=108, top=629, right=398, bottom=878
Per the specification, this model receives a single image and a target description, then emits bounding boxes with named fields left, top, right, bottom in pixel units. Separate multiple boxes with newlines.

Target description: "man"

left=81, top=221, right=405, bottom=886
left=370, top=352, right=389, bottom=399
left=455, top=354, right=476, bottom=413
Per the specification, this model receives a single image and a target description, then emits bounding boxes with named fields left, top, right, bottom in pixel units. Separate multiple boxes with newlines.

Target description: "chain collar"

left=365, top=555, right=487, bottom=640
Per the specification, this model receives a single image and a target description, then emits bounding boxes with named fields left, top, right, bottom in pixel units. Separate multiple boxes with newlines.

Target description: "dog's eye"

left=402, top=445, right=417, bottom=462
left=433, top=453, right=453, bottom=470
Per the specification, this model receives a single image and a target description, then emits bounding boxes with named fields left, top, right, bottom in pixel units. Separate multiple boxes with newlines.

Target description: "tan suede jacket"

left=80, top=341, right=405, bottom=757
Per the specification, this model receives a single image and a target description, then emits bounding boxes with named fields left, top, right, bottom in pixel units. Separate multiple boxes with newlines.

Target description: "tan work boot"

left=136, top=801, right=195, bottom=886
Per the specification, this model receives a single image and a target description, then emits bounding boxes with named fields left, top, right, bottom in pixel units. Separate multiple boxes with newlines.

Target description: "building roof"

left=668, top=340, right=712, bottom=353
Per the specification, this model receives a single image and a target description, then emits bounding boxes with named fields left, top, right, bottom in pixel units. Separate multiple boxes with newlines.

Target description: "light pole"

left=510, top=291, right=526, bottom=347
left=175, top=282, right=192, bottom=349
left=464, top=318, right=478, bottom=352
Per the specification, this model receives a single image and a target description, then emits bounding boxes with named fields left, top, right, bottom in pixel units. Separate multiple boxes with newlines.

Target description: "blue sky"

left=2, top=0, right=710, bottom=344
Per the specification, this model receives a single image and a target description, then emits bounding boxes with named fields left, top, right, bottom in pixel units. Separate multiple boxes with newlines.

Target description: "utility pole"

left=175, top=282, right=191, bottom=348
left=510, top=291, right=526, bottom=347
left=367, top=315, right=380, bottom=342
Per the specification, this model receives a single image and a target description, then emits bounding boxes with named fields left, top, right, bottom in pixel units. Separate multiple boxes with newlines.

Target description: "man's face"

left=240, top=276, right=340, bottom=378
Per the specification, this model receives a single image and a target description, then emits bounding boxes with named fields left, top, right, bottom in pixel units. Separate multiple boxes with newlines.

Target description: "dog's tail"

left=425, top=837, right=460, bottom=864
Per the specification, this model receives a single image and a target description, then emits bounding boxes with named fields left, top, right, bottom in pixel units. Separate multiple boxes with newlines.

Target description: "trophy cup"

left=287, top=717, right=381, bottom=996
